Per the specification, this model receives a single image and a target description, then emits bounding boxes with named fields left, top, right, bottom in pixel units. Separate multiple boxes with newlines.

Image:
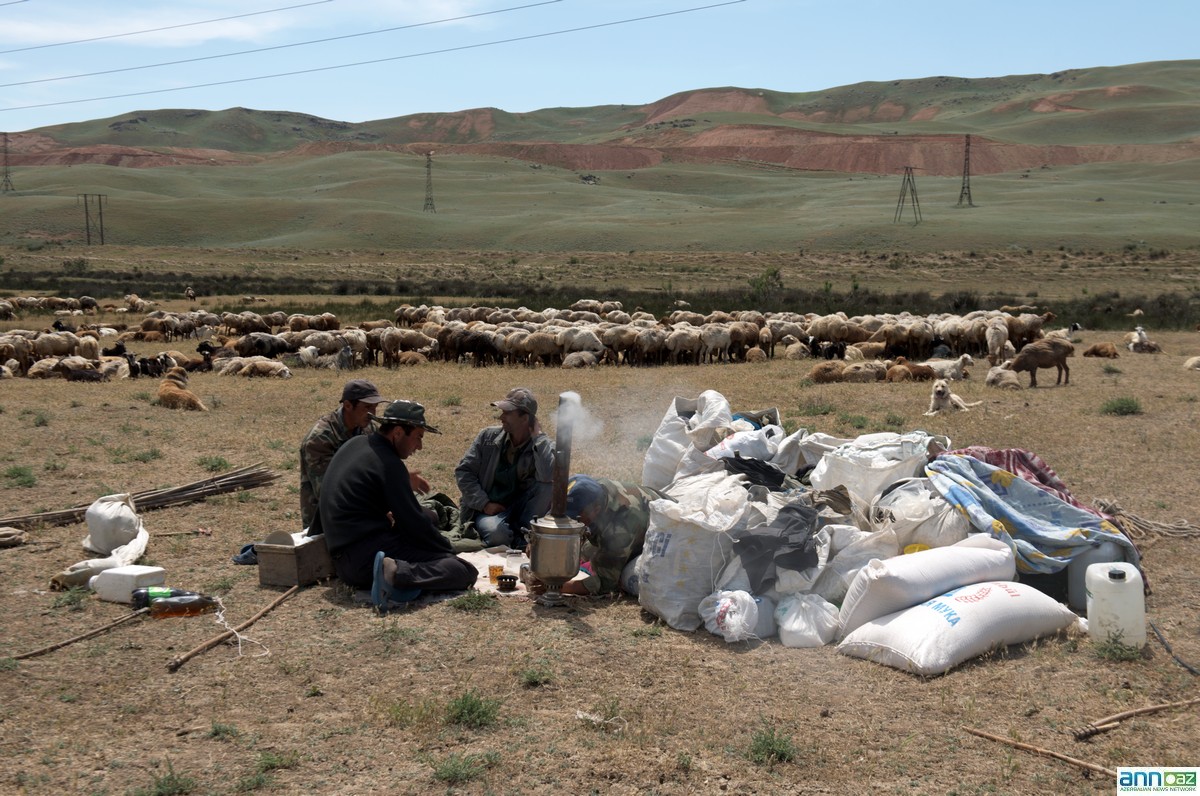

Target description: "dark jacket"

left=320, top=433, right=452, bottom=558
left=454, top=426, right=554, bottom=532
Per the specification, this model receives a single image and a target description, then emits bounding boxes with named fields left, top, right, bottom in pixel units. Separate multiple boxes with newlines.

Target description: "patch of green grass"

left=43, top=460, right=66, bottom=472
left=234, top=771, right=273, bottom=792
left=838, top=412, right=870, bottom=429
left=1092, top=630, right=1145, bottom=662
left=196, top=455, right=232, bottom=472
left=797, top=400, right=836, bottom=416
left=207, top=722, right=240, bottom=740
left=447, top=591, right=497, bottom=613
left=133, top=391, right=154, bottom=403
left=441, top=395, right=462, bottom=407
left=1100, top=397, right=1142, bottom=416
left=636, top=434, right=653, bottom=452
left=51, top=586, right=89, bottom=610
left=4, top=465, right=36, bottom=488
left=377, top=622, right=422, bottom=650
left=519, top=662, right=554, bottom=688
left=446, top=689, right=501, bottom=729
left=266, top=439, right=286, bottom=450
left=130, top=761, right=197, bottom=796
left=109, top=446, right=163, bottom=464
left=748, top=723, right=797, bottom=766
left=884, top=412, right=907, bottom=428
left=32, top=411, right=49, bottom=427
left=380, top=697, right=440, bottom=729
left=432, top=752, right=499, bottom=784
left=255, top=750, right=300, bottom=773
left=0, top=657, right=18, bottom=671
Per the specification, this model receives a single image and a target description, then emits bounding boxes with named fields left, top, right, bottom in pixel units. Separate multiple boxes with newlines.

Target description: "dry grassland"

left=1, top=329, right=1199, bottom=795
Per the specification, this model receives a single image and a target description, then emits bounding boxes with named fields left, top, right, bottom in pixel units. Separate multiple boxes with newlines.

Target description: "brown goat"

left=1007, top=338, right=1074, bottom=387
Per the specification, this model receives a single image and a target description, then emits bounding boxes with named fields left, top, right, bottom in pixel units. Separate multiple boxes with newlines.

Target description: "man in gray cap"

left=301, top=379, right=421, bottom=534
left=320, top=400, right=478, bottom=606
left=455, top=387, right=554, bottom=549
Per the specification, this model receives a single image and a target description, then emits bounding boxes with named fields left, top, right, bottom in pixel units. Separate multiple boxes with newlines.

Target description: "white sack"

left=776, top=593, right=840, bottom=648
left=699, top=590, right=760, bottom=642
left=808, top=432, right=950, bottom=521
left=811, top=525, right=899, bottom=605
left=641, top=391, right=733, bottom=490
left=620, top=555, right=641, bottom=596
left=870, top=477, right=970, bottom=550
left=53, top=494, right=150, bottom=589
left=837, top=580, right=1079, bottom=676
left=770, top=427, right=813, bottom=478
left=706, top=425, right=785, bottom=462
left=837, top=535, right=1016, bottom=640
left=636, top=471, right=748, bottom=631
left=82, top=493, right=143, bottom=554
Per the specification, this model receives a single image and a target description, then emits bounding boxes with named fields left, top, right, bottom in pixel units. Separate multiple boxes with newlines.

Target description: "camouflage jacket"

left=299, top=407, right=360, bottom=530
left=578, top=479, right=668, bottom=595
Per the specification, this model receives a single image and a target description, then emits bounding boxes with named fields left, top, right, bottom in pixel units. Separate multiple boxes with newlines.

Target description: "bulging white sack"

left=775, top=593, right=840, bottom=648
left=837, top=580, right=1079, bottom=676
left=641, top=391, right=733, bottom=490
left=837, top=535, right=1016, bottom=640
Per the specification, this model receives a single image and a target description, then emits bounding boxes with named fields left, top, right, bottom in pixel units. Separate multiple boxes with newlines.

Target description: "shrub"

left=4, top=465, right=36, bottom=488
left=196, top=455, right=232, bottom=472
left=1101, top=397, right=1142, bottom=416
left=748, top=724, right=797, bottom=766
left=432, top=752, right=498, bottom=784
left=447, top=591, right=496, bottom=613
left=446, top=690, right=501, bottom=729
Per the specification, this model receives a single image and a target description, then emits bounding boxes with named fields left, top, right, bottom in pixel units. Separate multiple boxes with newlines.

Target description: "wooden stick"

left=167, top=585, right=301, bottom=672
left=14, top=608, right=149, bottom=660
left=963, top=727, right=1116, bottom=778
left=1073, top=696, right=1200, bottom=740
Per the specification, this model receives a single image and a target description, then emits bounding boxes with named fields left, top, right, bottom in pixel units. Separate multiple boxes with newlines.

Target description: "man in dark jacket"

left=320, top=400, right=477, bottom=605
left=455, top=387, right=554, bottom=549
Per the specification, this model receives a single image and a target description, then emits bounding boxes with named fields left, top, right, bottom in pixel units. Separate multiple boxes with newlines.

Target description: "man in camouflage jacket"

left=559, top=475, right=669, bottom=596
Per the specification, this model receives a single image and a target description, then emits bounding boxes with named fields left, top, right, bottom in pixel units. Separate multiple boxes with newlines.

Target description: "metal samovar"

left=527, top=392, right=584, bottom=607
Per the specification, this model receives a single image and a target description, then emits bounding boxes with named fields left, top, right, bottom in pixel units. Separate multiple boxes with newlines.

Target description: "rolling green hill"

left=2, top=60, right=1198, bottom=253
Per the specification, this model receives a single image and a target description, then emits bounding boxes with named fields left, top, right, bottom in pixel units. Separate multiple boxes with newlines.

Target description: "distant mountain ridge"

left=7, top=59, right=1200, bottom=176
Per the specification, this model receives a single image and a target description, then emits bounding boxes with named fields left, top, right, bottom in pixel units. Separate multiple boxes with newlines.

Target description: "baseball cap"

left=492, top=387, right=537, bottom=417
left=341, top=379, right=388, bottom=405
left=375, top=400, right=441, bottom=434
left=564, top=474, right=605, bottom=520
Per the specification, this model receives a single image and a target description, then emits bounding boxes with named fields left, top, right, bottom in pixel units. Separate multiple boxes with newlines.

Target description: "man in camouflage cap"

left=554, top=474, right=670, bottom=596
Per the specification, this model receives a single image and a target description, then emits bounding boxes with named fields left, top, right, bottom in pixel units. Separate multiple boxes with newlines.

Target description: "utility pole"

left=1, top=132, right=14, bottom=193
left=423, top=151, right=436, bottom=213
left=957, top=134, right=975, bottom=207
left=78, top=194, right=108, bottom=244
left=894, top=166, right=922, bottom=224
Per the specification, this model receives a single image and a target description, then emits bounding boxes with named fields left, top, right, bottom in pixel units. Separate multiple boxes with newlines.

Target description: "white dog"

left=924, top=378, right=982, bottom=416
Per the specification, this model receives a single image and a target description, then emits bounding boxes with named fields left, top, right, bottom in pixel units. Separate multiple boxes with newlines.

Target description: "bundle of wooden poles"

left=0, top=463, right=279, bottom=530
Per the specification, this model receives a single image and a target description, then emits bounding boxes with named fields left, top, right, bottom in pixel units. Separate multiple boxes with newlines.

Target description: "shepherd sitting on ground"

left=454, top=387, right=555, bottom=550
left=319, top=400, right=477, bottom=607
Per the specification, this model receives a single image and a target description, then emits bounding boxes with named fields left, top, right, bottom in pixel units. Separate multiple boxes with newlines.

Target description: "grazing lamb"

left=1007, top=337, right=1074, bottom=387
left=156, top=367, right=208, bottom=411
left=985, top=365, right=1023, bottom=390
left=1082, top=342, right=1120, bottom=358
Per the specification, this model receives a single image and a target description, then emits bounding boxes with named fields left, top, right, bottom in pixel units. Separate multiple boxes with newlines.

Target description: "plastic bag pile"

left=631, top=390, right=1106, bottom=676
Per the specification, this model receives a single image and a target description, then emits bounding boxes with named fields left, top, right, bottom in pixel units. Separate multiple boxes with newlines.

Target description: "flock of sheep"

left=1, top=294, right=1193, bottom=402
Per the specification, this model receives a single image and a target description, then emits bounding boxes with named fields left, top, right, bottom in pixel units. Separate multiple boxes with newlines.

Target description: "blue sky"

left=0, top=0, right=1193, bottom=132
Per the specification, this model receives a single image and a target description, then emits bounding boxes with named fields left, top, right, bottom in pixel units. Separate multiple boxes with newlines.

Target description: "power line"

left=1, top=0, right=564, bottom=87
left=0, top=0, right=31, bottom=7
left=0, top=0, right=746, bottom=113
left=0, top=0, right=334, bottom=55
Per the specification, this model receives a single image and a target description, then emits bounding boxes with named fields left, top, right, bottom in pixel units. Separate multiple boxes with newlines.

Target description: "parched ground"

left=1, top=324, right=1199, bottom=795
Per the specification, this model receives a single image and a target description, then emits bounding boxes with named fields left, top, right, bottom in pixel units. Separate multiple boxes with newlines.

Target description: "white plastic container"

left=88, top=565, right=167, bottom=604
left=1085, top=562, right=1146, bottom=648
left=1067, top=540, right=1122, bottom=611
